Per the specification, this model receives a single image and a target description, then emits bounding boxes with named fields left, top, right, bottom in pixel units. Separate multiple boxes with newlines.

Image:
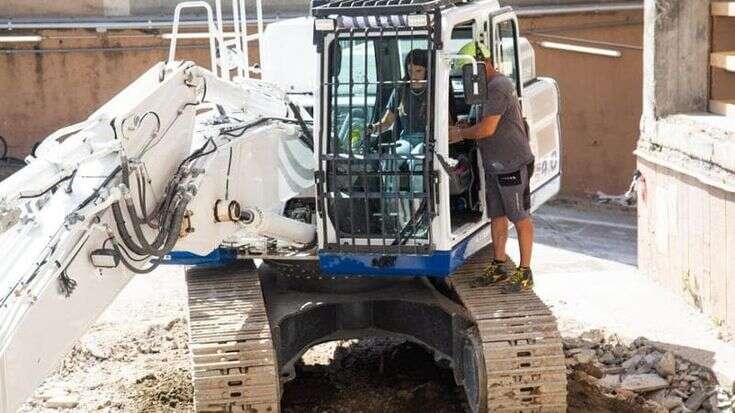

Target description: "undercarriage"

left=186, top=247, right=567, bottom=413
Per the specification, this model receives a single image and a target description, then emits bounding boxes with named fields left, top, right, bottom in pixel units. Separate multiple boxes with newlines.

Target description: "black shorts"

left=485, top=161, right=534, bottom=223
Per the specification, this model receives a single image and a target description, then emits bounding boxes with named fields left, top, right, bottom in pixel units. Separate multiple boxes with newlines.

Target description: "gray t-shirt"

left=477, top=75, right=534, bottom=174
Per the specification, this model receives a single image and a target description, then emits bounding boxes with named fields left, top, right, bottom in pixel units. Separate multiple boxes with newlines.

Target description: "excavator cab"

left=312, top=0, right=562, bottom=277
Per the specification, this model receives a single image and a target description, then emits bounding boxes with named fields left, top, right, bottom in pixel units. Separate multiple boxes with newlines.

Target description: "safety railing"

left=167, top=1, right=222, bottom=77
left=167, top=0, right=264, bottom=81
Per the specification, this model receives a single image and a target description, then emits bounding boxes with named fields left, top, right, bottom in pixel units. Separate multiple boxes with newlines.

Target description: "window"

left=494, top=19, right=520, bottom=92
left=324, top=34, right=433, bottom=245
left=448, top=23, right=475, bottom=121
left=332, top=39, right=379, bottom=155
left=398, top=38, right=429, bottom=78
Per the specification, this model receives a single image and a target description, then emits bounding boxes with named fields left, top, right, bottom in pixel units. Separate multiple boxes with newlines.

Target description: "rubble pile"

left=20, top=316, right=192, bottom=412
left=565, top=330, right=735, bottom=413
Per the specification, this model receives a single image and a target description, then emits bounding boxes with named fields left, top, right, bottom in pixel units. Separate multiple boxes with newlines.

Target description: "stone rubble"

left=564, top=330, right=735, bottom=413
left=44, top=395, right=79, bottom=409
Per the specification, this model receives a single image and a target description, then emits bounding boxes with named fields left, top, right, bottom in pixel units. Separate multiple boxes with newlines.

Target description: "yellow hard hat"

left=452, top=41, right=492, bottom=74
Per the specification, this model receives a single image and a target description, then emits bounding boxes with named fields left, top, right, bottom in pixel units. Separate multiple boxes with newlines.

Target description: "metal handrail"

left=167, top=0, right=263, bottom=81
left=167, top=1, right=223, bottom=77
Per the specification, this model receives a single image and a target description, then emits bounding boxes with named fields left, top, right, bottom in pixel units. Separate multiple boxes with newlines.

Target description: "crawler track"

left=186, top=264, right=280, bottom=413
left=451, top=249, right=568, bottom=412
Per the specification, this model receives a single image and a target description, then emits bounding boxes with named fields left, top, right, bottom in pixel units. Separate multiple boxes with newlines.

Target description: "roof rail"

left=311, top=0, right=468, bottom=17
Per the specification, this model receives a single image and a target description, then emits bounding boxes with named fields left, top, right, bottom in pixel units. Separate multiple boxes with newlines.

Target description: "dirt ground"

left=19, top=277, right=646, bottom=413
left=20, top=266, right=467, bottom=413
left=19, top=201, right=734, bottom=412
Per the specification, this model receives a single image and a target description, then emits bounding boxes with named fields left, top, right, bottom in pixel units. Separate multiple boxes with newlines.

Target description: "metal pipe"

left=0, top=16, right=285, bottom=31
left=256, top=0, right=264, bottom=54
left=168, top=2, right=218, bottom=73
left=516, top=2, right=642, bottom=17
left=231, top=0, right=244, bottom=78
left=0, top=2, right=642, bottom=31
left=239, top=0, right=250, bottom=79
left=213, top=0, right=228, bottom=80
left=527, top=31, right=642, bottom=51
left=539, top=41, right=622, bottom=57
left=1, top=44, right=208, bottom=55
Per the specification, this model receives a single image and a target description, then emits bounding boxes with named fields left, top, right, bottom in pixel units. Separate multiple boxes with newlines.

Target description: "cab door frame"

left=486, top=7, right=562, bottom=211
left=487, top=7, right=523, bottom=99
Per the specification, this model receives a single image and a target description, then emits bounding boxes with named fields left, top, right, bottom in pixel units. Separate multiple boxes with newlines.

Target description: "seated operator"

left=368, top=49, right=429, bottom=150
left=368, top=48, right=458, bottom=146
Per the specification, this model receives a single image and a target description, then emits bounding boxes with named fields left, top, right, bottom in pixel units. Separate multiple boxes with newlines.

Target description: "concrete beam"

left=103, top=0, right=130, bottom=17
left=642, top=0, right=711, bottom=136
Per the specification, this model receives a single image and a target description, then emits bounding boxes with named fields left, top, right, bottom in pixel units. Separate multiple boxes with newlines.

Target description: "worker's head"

left=404, top=49, right=428, bottom=87
left=453, top=41, right=493, bottom=75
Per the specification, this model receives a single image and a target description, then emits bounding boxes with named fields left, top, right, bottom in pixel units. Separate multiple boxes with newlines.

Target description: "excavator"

left=0, top=0, right=565, bottom=412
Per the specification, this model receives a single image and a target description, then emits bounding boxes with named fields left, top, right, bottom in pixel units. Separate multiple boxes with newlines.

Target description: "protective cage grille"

left=312, top=0, right=463, bottom=17
left=318, top=25, right=438, bottom=254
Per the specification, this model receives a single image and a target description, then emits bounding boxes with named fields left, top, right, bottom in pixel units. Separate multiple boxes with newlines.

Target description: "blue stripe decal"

left=158, top=248, right=237, bottom=266
left=319, top=233, right=477, bottom=278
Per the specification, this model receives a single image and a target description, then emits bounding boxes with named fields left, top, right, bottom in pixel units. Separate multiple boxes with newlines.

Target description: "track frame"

left=185, top=247, right=567, bottom=413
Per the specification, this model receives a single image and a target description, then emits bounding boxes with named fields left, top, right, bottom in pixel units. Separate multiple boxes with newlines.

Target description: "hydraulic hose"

left=112, top=241, right=160, bottom=274
left=111, top=201, right=151, bottom=257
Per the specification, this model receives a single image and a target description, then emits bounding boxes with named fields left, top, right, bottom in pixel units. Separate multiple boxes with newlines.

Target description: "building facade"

left=0, top=0, right=643, bottom=196
left=638, top=0, right=735, bottom=334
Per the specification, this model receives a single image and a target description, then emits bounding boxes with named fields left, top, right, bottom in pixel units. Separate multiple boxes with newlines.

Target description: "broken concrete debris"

left=656, top=352, right=677, bottom=377
left=621, top=374, right=670, bottom=392
left=44, top=395, right=79, bottom=409
left=565, top=330, right=735, bottom=413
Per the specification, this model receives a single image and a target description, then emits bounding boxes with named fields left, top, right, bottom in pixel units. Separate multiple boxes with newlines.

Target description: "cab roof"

left=311, top=0, right=472, bottom=18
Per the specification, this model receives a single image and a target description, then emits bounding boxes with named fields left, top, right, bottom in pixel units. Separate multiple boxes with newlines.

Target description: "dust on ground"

left=20, top=268, right=734, bottom=413
left=19, top=202, right=735, bottom=412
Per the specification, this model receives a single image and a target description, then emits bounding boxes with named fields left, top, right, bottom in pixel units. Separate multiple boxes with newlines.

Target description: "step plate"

left=451, top=249, right=568, bottom=413
left=186, top=264, right=280, bottom=413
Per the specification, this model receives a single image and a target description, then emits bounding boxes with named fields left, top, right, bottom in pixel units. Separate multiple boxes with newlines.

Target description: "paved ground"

left=530, top=201, right=735, bottom=388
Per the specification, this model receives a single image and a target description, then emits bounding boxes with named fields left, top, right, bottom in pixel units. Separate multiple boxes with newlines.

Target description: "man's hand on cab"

left=449, top=126, right=464, bottom=144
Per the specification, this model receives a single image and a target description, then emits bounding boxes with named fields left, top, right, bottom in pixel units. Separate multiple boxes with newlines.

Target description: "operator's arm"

left=373, top=110, right=396, bottom=132
left=450, top=114, right=500, bottom=142
left=370, top=89, right=399, bottom=133
left=449, top=78, right=508, bottom=143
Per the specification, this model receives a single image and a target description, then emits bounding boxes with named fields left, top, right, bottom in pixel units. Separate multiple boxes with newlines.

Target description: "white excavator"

left=0, top=0, right=565, bottom=412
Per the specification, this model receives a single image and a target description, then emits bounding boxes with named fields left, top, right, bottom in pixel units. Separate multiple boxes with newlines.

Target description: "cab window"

left=494, top=18, right=520, bottom=94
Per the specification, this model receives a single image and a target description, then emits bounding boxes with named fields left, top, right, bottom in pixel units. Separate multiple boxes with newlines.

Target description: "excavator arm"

left=0, top=61, right=315, bottom=413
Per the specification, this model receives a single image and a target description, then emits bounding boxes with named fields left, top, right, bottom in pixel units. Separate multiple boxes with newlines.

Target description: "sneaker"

left=470, top=259, right=512, bottom=288
left=503, top=266, right=534, bottom=293
left=484, top=259, right=512, bottom=282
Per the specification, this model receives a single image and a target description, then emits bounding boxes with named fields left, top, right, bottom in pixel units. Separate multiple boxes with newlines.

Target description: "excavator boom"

left=0, top=60, right=315, bottom=412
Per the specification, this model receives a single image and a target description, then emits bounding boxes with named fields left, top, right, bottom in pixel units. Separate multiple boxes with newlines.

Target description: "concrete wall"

left=638, top=0, right=735, bottom=335
left=0, top=30, right=259, bottom=158
left=521, top=10, right=643, bottom=196
left=637, top=158, right=735, bottom=330
left=0, top=9, right=643, bottom=196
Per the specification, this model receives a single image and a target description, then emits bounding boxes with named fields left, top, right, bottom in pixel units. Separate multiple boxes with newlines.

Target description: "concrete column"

left=103, top=0, right=130, bottom=17
left=642, top=0, right=711, bottom=138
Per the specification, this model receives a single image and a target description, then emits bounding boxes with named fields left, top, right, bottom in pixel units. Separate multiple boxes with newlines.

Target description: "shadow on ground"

left=282, top=338, right=466, bottom=413
left=531, top=200, right=637, bottom=266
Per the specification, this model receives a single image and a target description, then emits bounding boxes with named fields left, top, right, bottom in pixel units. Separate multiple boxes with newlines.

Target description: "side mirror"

left=461, top=62, right=488, bottom=105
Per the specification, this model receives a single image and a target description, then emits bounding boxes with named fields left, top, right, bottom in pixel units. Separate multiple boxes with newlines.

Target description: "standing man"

left=449, top=42, right=535, bottom=292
